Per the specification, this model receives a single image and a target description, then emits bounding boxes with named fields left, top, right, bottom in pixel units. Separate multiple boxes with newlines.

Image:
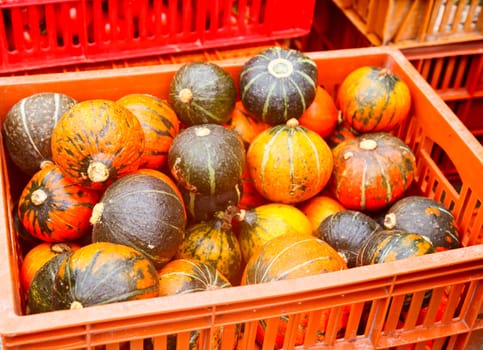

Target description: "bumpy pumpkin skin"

left=91, top=173, right=187, bottom=269
left=356, top=229, right=435, bottom=266
left=17, top=164, right=100, bottom=243
left=168, top=124, right=246, bottom=195
left=51, top=99, right=145, bottom=190
left=169, top=61, right=237, bottom=126
left=117, top=93, right=180, bottom=170
left=239, top=46, right=318, bottom=125
left=2, top=92, right=77, bottom=175
left=53, top=242, right=159, bottom=310
left=337, top=66, right=411, bottom=133
left=236, top=203, right=313, bottom=264
left=384, top=196, right=460, bottom=251
left=331, top=132, right=416, bottom=211
left=247, top=118, right=333, bottom=204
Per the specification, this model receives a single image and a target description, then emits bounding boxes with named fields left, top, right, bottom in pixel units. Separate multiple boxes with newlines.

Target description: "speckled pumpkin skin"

left=51, top=99, right=145, bottom=190
left=337, top=66, right=411, bottom=133
left=117, top=93, right=180, bottom=170
left=53, top=242, right=159, bottom=310
left=2, top=92, right=77, bottom=175
left=247, top=119, right=333, bottom=204
left=331, top=132, right=416, bottom=211
left=356, top=229, right=435, bottom=266
left=17, top=164, right=100, bottom=243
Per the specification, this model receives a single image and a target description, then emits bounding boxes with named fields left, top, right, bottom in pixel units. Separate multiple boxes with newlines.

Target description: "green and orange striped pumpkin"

left=17, top=163, right=100, bottom=243
left=51, top=99, right=145, bottom=190
left=176, top=209, right=243, bottom=285
left=331, top=132, right=416, bottom=211
left=239, top=46, right=318, bottom=125
left=246, top=118, right=333, bottom=204
left=117, top=93, right=180, bottom=170
left=53, top=242, right=159, bottom=310
left=91, top=172, right=187, bottom=269
left=337, top=66, right=411, bottom=133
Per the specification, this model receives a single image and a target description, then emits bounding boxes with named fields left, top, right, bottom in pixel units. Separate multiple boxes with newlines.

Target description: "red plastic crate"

left=0, top=0, right=315, bottom=73
left=0, top=46, right=482, bottom=350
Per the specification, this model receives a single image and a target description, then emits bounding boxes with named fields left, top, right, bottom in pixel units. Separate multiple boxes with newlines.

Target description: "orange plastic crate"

left=0, top=0, right=315, bottom=74
left=331, top=0, right=483, bottom=48
left=1, top=47, right=482, bottom=349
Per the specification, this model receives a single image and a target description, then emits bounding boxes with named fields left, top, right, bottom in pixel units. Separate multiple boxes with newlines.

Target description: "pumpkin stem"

left=89, top=203, right=104, bottom=225
left=31, top=189, right=48, bottom=206
left=194, top=126, right=211, bottom=137
left=179, top=88, right=193, bottom=104
left=70, top=301, right=84, bottom=310
left=359, top=139, right=378, bottom=151
left=51, top=243, right=75, bottom=254
left=39, top=160, right=55, bottom=169
left=87, top=161, right=110, bottom=183
left=234, top=208, right=246, bottom=222
left=267, top=58, right=294, bottom=78
left=383, top=213, right=397, bottom=229
left=286, top=118, right=300, bottom=128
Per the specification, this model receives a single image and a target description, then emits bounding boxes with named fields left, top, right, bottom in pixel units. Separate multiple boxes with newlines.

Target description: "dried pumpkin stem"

left=359, top=139, right=378, bottom=151
left=383, top=213, right=397, bottom=229
left=89, top=203, right=104, bottom=225
left=70, top=301, right=84, bottom=310
left=286, top=118, right=300, bottom=128
left=267, top=58, right=294, bottom=78
left=87, top=161, right=110, bottom=183
left=31, top=189, right=48, bottom=206
left=51, top=243, right=74, bottom=254
left=179, top=88, right=193, bottom=104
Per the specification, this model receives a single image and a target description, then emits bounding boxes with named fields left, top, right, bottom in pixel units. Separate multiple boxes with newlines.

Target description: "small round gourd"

left=235, top=203, right=312, bottom=263
left=356, top=229, right=435, bottom=266
left=168, top=61, right=236, bottom=126
left=337, top=66, right=411, bottom=133
left=247, top=118, right=333, bottom=204
left=2, top=92, right=77, bottom=175
left=331, top=132, right=416, bottom=211
left=117, top=93, right=180, bottom=170
left=53, top=242, right=159, bottom=310
left=239, top=46, right=318, bottom=125
left=298, top=195, right=346, bottom=233
left=51, top=99, right=145, bottom=190
left=168, top=123, right=246, bottom=195
left=315, top=210, right=382, bottom=267
left=176, top=209, right=242, bottom=285
left=384, top=196, right=460, bottom=251
left=91, top=173, right=187, bottom=269
left=17, top=164, right=100, bottom=243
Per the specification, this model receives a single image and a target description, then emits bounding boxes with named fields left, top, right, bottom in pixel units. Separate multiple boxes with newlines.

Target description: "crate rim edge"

left=0, top=245, right=481, bottom=336
left=0, top=46, right=482, bottom=338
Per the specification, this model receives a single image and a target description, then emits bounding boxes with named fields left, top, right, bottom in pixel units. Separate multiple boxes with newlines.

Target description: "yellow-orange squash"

left=247, top=118, right=333, bottom=204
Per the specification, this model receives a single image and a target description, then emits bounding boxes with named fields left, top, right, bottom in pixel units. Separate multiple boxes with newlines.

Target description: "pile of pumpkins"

left=3, top=46, right=461, bottom=348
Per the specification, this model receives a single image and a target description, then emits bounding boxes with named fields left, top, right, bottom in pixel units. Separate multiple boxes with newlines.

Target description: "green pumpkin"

left=168, top=61, right=236, bottom=126
left=239, top=46, right=318, bottom=125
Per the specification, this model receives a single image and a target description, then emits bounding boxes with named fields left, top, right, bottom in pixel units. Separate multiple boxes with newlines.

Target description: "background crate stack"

left=0, top=0, right=315, bottom=74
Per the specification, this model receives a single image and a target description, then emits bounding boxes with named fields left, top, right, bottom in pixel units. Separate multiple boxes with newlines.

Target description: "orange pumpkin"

left=236, top=203, right=313, bottom=264
left=53, top=242, right=159, bottom=310
left=242, top=233, right=347, bottom=348
left=117, top=93, right=180, bottom=170
left=247, top=118, right=333, bottom=204
left=298, top=195, right=346, bottom=233
left=17, top=164, right=100, bottom=243
left=51, top=99, right=145, bottom=190
left=298, top=86, right=339, bottom=139
left=331, top=132, right=416, bottom=211
left=20, top=242, right=80, bottom=294
left=225, top=101, right=271, bottom=148
left=337, top=66, right=411, bottom=133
